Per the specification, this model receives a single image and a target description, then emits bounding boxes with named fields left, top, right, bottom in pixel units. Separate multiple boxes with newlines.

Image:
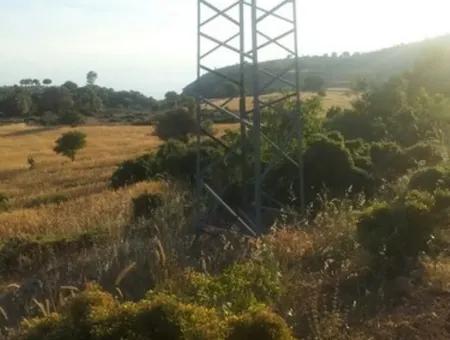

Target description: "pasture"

left=0, top=124, right=162, bottom=240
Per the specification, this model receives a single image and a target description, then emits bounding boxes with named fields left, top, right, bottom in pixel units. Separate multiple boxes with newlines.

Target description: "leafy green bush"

left=409, top=166, right=450, bottom=192
left=324, top=109, right=387, bottom=142
left=132, top=193, right=163, bottom=219
left=154, top=107, right=198, bottom=142
left=20, top=287, right=225, bottom=340
left=357, top=191, right=437, bottom=272
left=370, top=141, right=411, bottom=180
left=111, top=154, right=157, bottom=189
left=303, top=135, right=373, bottom=199
left=405, top=142, right=443, bottom=166
left=54, top=131, right=87, bottom=161
left=58, top=111, right=85, bottom=126
left=170, top=259, right=281, bottom=315
left=111, top=140, right=223, bottom=189
left=0, top=193, right=8, bottom=212
left=226, top=308, right=294, bottom=340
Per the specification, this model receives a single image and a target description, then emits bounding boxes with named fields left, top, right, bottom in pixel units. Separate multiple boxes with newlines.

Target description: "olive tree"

left=54, top=131, right=87, bottom=161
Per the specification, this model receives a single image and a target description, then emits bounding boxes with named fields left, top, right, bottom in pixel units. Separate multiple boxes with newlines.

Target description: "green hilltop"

left=184, top=34, right=450, bottom=98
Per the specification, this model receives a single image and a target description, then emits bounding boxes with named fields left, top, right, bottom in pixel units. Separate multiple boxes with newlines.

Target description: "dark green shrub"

left=326, top=131, right=344, bottom=143
left=132, top=193, right=163, bottom=219
left=227, top=308, right=293, bottom=340
left=303, top=136, right=373, bottom=198
left=111, top=154, right=158, bottom=189
left=324, top=109, right=387, bottom=142
left=405, top=142, right=443, bottom=166
left=54, top=131, right=87, bottom=161
left=0, top=193, right=8, bottom=212
left=434, top=189, right=450, bottom=211
left=345, top=139, right=372, bottom=171
left=409, top=167, right=450, bottom=192
left=154, top=107, right=198, bottom=142
left=370, top=141, right=412, bottom=180
left=111, top=140, right=223, bottom=189
left=357, top=191, right=436, bottom=273
left=58, top=111, right=85, bottom=126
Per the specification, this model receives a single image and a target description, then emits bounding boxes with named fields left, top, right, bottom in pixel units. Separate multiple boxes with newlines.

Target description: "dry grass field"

left=0, top=124, right=163, bottom=240
left=0, top=90, right=353, bottom=242
left=0, top=123, right=240, bottom=241
left=211, top=88, right=356, bottom=114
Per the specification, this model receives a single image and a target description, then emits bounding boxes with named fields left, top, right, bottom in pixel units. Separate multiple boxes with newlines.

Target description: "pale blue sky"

left=1, top=0, right=449, bottom=98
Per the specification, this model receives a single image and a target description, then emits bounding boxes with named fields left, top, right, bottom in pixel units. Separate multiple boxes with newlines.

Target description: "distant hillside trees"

left=87, top=71, right=98, bottom=86
left=0, top=72, right=165, bottom=124
left=75, top=87, right=103, bottom=114
left=0, top=87, right=32, bottom=116
left=39, top=86, right=74, bottom=113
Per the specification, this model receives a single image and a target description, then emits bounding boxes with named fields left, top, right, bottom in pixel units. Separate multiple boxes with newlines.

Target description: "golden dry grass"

left=211, top=88, right=356, bottom=114
left=0, top=124, right=164, bottom=239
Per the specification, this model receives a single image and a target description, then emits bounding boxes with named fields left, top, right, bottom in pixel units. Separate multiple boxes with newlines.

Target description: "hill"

left=184, top=34, right=450, bottom=98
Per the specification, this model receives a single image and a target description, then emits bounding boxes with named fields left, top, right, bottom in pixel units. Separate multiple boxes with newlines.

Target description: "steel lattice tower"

left=195, top=0, right=304, bottom=235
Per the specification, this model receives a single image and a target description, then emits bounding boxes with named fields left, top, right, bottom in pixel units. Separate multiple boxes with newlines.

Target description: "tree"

left=32, top=79, right=41, bottom=87
left=86, top=71, right=98, bottom=86
left=0, top=88, right=33, bottom=116
left=75, top=87, right=103, bottom=114
left=39, top=87, right=74, bottom=114
left=19, top=79, right=33, bottom=87
left=303, top=75, right=325, bottom=92
left=63, top=81, right=78, bottom=92
left=164, top=91, right=179, bottom=108
left=43, top=79, right=52, bottom=86
left=155, top=107, right=198, bottom=141
left=54, top=131, right=87, bottom=161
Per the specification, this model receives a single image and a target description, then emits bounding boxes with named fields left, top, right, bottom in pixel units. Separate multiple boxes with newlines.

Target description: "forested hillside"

left=184, top=34, right=450, bottom=98
left=0, top=73, right=193, bottom=125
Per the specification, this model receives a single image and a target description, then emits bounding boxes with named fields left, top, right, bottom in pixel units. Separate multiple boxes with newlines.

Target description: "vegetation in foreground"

left=0, top=49, right=449, bottom=339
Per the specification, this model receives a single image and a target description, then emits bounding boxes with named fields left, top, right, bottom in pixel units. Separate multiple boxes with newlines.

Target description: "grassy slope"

left=211, top=88, right=356, bottom=115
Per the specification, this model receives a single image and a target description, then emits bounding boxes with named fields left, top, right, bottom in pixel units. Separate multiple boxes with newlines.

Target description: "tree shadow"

left=0, top=126, right=59, bottom=137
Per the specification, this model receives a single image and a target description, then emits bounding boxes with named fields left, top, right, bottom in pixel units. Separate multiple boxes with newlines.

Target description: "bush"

left=111, top=140, right=223, bottom=189
left=111, top=154, right=158, bottom=189
left=132, top=193, right=163, bottom=219
left=357, top=191, right=437, bottom=273
left=303, top=136, right=373, bottom=198
left=172, top=259, right=282, bottom=315
left=370, top=141, right=412, bottom=180
left=54, top=131, right=87, bottom=161
left=0, top=193, right=8, bottom=212
left=20, top=287, right=225, bottom=340
left=154, top=107, right=198, bottom=141
left=58, top=111, right=85, bottom=126
left=409, top=166, right=450, bottom=192
left=405, top=142, right=443, bottom=166
left=324, top=109, right=387, bottom=142
left=227, top=308, right=294, bottom=340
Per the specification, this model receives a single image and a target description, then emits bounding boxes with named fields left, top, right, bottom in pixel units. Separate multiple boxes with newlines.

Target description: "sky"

left=0, top=0, right=449, bottom=98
